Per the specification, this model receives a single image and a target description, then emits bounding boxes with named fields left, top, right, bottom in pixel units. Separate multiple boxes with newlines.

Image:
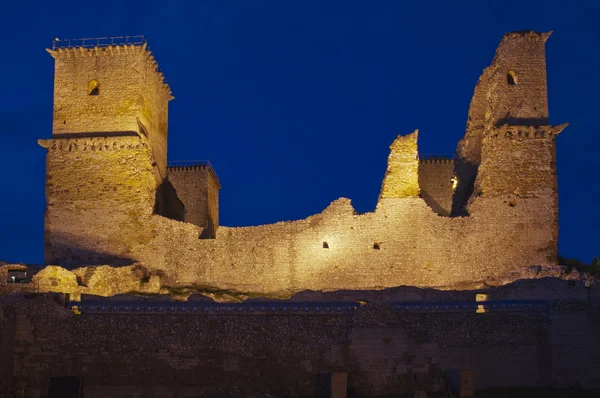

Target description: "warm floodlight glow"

left=451, top=176, right=458, bottom=190
left=476, top=294, right=488, bottom=314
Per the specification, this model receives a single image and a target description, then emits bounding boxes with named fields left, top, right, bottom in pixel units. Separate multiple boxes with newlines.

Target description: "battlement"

left=166, top=162, right=221, bottom=236
left=486, top=124, right=568, bottom=140
left=167, top=161, right=222, bottom=189
left=38, top=134, right=147, bottom=152
left=47, top=40, right=171, bottom=98
left=502, top=30, right=552, bottom=42
left=47, top=36, right=173, bottom=178
left=418, top=156, right=454, bottom=165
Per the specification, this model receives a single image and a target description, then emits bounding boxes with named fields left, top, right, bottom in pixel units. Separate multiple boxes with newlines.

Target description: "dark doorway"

left=47, top=376, right=81, bottom=398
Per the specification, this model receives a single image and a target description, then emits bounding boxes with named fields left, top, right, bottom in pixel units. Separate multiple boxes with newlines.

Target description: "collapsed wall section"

left=379, top=130, right=420, bottom=201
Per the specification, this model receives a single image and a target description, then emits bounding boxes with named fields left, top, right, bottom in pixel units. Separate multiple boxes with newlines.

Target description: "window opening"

left=88, top=79, right=99, bottom=95
left=507, top=70, right=517, bottom=85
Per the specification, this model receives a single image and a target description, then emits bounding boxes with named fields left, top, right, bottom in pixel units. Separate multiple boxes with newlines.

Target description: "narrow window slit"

left=507, top=70, right=517, bottom=85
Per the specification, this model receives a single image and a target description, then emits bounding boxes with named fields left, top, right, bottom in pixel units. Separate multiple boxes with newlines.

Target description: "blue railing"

left=392, top=300, right=548, bottom=313
left=72, top=300, right=359, bottom=315
left=52, top=36, right=146, bottom=50
left=70, top=299, right=548, bottom=315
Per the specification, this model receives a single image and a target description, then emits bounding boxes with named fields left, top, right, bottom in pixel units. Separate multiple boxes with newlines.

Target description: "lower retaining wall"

left=1, top=290, right=599, bottom=397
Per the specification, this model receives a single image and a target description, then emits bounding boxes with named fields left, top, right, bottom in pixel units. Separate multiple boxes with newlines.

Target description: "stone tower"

left=452, top=31, right=566, bottom=262
left=47, top=39, right=172, bottom=178
left=39, top=38, right=173, bottom=266
left=167, top=164, right=221, bottom=239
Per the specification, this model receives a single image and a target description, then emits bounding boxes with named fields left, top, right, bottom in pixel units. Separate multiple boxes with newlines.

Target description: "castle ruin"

left=39, top=31, right=566, bottom=295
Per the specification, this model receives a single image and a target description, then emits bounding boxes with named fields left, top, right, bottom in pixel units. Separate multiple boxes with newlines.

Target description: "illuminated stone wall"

left=40, top=135, right=158, bottom=266
left=139, top=194, right=556, bottom=294
left=379, top=131, right=420, bottom=199
left=1, top=291, right=599, bottom=397
left=418, top=158, right=455, bottom=216
left=39, top=31, right=563, bottom=293
left=39, top=131, right=559, bottom=291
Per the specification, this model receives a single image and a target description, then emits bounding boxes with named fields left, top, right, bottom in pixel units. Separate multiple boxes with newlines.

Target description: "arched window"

left=88, top=79, right=99, bottom=95
left=507, top=70, right=517, bottom=85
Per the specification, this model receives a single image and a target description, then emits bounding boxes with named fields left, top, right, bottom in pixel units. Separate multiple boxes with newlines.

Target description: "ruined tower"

left=453, top=31, right=565, bottom=262
left=40, top=37, right=173, bottom=266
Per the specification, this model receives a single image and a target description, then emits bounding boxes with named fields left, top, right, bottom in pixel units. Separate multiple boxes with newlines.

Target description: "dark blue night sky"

left=0, top=0, right=598, bottom=265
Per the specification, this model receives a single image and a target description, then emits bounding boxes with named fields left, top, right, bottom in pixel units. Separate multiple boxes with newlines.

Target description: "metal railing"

left=52, top=35, right=146, bottom=50
left=69, top=298, right=550, bottom=315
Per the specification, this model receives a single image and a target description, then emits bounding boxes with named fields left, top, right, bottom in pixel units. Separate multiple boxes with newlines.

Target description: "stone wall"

left=40, top=135, right=158, bottom=266
left=418, top=158, right=454, bottom=216
left=139, top=194, right=556, bottom=294
left=379, top=131, right=420, bottom=200
left=48, top=43, right=172, bottom=177
left=1, top=292, right=599, bottom=397
left=477, top=126, right=559, bottom=199
left=38, top=130, right=559, bottom=293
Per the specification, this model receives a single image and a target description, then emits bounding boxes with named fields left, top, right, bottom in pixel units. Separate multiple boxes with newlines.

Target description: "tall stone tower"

left=453, top=31, right=566, bottom=262
left=453, top=31, right=554, bottom=210
left=40, top=37, right=173, bottom=266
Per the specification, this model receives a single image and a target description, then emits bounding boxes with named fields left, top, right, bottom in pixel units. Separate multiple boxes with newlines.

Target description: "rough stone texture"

left=379, top=130, right=420, bottom=200
left=453, top=31, right=554, bottom=215
left=40, top=136, right=158, bottom=266
left=38, top=32, right=565, bottom=295
left=138, top=195, right=556, bottom=294
left=418, top=158, right=455, bottom=216
left=1, top=288, right=599, bottom=397
left=76, top=265, right=162, bottom=297
left=48, top=43, right=172, bottom=177
left=167, top=165, right=221, bottom=237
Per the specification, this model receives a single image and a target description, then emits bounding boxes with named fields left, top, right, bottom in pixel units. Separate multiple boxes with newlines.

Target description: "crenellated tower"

left=47, top=37, right=172, bottom=178
left=39, top=37, right=174, bottom=266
